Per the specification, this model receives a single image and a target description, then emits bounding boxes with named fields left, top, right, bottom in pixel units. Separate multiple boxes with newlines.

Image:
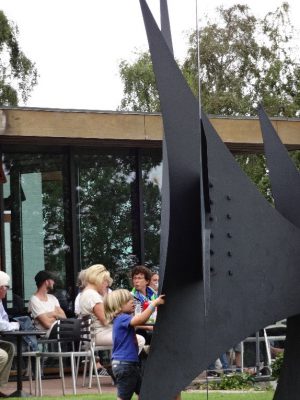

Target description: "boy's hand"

left=153, top=294, right=165, bottom=307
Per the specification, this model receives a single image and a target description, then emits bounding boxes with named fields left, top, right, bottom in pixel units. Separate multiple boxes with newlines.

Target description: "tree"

left=0, top=10, right=38, bottom=106
left=74, top=153, right=162, bottom=288
left=119, top=3, right=300, bottom=200
left=120, top=3, right=300, bottom=117
left=183, top=2, right=300, bottom=117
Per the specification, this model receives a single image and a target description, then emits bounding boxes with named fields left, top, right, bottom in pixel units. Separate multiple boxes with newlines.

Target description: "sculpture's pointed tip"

left=257, top=103, right=263, bottom=113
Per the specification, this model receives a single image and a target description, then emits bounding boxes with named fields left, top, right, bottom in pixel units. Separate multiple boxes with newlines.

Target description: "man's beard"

left=46, top=284, right=54, bottom=293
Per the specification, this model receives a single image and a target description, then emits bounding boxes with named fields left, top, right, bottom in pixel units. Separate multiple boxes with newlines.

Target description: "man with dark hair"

left=28, top=270, right=66, bottom=337
left=131, top=265, right=157, bottom=345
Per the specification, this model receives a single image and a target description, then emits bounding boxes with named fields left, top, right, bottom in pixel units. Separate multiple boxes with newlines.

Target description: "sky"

left=0, top=0, right=300, bottom=111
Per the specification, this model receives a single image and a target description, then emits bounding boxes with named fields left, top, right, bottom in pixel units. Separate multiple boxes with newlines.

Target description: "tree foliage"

left=118, top=2, right=300, bottom=200
left=75, top=153, right=161, bottom=287
left=0, top=10, right=38, bottom=105
left=119, top=52, right=160, bottom=112
left=183, top=2, right=300, bottom=117
left=120, top=3, right=300, bottom=118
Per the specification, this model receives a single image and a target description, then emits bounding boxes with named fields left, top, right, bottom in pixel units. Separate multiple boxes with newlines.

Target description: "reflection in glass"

left=2, top=153, right=67, bottom=307
left=76, top=152, right=137, bottom=288
left=1, top=148, right=163, bottom=304
left=142, top=150, right=162, bottom=269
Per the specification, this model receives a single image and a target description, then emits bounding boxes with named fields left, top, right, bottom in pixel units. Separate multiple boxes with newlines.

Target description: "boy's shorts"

left=112, top=361, right=141, bottom=400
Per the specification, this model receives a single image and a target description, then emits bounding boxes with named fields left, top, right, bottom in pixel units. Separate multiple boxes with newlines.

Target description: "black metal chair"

left=81, top=341, right=112, bottom=388
left=35, top=317, right=101, bottom=395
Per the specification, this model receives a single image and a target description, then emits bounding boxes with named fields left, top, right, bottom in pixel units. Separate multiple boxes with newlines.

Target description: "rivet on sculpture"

left=138, top=1, right=300, bottom=399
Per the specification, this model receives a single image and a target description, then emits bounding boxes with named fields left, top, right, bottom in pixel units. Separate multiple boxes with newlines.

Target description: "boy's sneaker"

left=97, top=368, right=110, bottom=377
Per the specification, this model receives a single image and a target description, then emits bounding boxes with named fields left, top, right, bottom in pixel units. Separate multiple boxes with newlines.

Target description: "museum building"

left=1, top=106, right=299, bottom=315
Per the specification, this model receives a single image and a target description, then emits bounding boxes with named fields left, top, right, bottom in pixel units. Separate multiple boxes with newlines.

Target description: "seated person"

left=28, top=270, right=66, bottom=338
left=233, top=343, right=242, bottom=372
left=269, top=334, right=285, bottom=360
left=131, top=265, right=157, bottom=345
left=267, top=323, right=286, bottom=358
left=0, top=340, right=14, bottom=397
left=79, top=264, right=145, bottom=351
left=54, top=288, right=74, bottom=318
left=8, top=293, right=25, bottom=319
left=207, top=353, right=230, bottom=376
left=0, top=272, right=33, bottom=374
left=74, top=269, right=87, bottom=316
left=149, top=271, right=159, bottom=295
left=0, top=271, right=19, bottom=331
left=79, top=264, right=113, bottom=347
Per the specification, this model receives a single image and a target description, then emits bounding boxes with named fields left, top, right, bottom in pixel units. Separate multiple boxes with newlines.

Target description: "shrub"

left=216, top=373, right=256, bottom=390
left=271, top=352, right=284, bottom=379
left=199, top=372, right=259, bottom=391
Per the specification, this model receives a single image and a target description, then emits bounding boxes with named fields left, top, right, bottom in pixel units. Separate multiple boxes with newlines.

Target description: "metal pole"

left=255, top=331, right=261, bottom=374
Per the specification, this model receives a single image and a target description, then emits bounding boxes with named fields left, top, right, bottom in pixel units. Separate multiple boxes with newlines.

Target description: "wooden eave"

left=1, top=107, right=300, bottom=153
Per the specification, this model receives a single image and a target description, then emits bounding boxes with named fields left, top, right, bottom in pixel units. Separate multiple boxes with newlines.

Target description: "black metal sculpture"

left=138, top=1, right=300, bottom=399
left=259, top=105, right=300, bottom=400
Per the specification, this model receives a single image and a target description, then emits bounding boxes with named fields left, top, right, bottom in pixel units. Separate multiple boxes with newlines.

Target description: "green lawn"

left=9, top=391, right=275, bottom=400
left=183, top=394, right=274, bottom=400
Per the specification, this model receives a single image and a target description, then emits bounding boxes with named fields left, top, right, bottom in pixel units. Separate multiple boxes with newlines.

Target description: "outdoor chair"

left=75, top=316, right=112, bottom=388
left=21, top=313, right=58, bottom=395
left=35, top=317, right=102, bottom=396
left=20, top=318, right=55, bottom=396
left=22, top=348, right=42, bottom=396
left=83, top=344, right=112, bottom=388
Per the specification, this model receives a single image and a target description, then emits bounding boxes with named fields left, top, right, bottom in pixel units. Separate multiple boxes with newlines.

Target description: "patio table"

left=0, top=329, right=46, bottom=398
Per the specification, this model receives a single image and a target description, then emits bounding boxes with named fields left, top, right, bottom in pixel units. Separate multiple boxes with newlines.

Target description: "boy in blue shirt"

left=104, top=289, right=165, bottom=400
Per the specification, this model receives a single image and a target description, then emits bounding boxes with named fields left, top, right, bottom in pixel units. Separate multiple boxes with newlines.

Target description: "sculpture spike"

left=139, top=2, right=300, bottom=399
left=259, top=104, right=300, bottom=399
left=160, top=0, right=173, bottom=54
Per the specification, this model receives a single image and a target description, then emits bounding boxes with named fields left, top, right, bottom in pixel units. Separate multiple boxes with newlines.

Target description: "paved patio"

left=1, top=373, right=116, bottom=397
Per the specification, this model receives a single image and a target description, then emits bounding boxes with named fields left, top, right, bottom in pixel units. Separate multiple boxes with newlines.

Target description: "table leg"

left=8, top=335, right=31, bottom=398
left=16, top=335, right=22, bottom=392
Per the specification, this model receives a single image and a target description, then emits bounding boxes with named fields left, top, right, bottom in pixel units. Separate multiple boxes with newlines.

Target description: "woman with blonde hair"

left=74, top=269, right=87, bottom=316
left=79, top=264, right=145, bottom=352
left=79, top=264, right=113, bottom=346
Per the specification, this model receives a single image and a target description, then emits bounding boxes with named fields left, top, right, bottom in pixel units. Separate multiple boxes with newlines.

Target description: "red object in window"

left=142, top=301, right=149, bottom=310
left=0, top=161, right=6, bottom=184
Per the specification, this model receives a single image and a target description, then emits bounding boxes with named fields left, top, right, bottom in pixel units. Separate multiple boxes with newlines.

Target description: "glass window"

left=1, top=146, right=163, bottom=308
left=75, top=151, right=137, bottom=288
left=2, top=153, right=68, bottom=311
left=142, top=150, right=162, bottom=269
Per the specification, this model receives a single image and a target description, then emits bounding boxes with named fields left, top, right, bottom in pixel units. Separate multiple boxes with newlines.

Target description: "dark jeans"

left=112, top=362, right=141, bottom=400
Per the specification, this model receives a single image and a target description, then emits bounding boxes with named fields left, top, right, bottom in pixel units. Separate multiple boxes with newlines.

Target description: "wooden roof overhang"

left=1, top=107, right=300, bottom=153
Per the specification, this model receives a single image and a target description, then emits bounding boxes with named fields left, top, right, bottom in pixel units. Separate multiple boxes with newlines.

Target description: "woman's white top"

left=79, top=288, right=111, bottom=335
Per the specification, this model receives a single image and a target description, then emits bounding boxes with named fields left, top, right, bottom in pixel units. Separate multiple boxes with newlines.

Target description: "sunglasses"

left=0, top=285, right=10, bottom=290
